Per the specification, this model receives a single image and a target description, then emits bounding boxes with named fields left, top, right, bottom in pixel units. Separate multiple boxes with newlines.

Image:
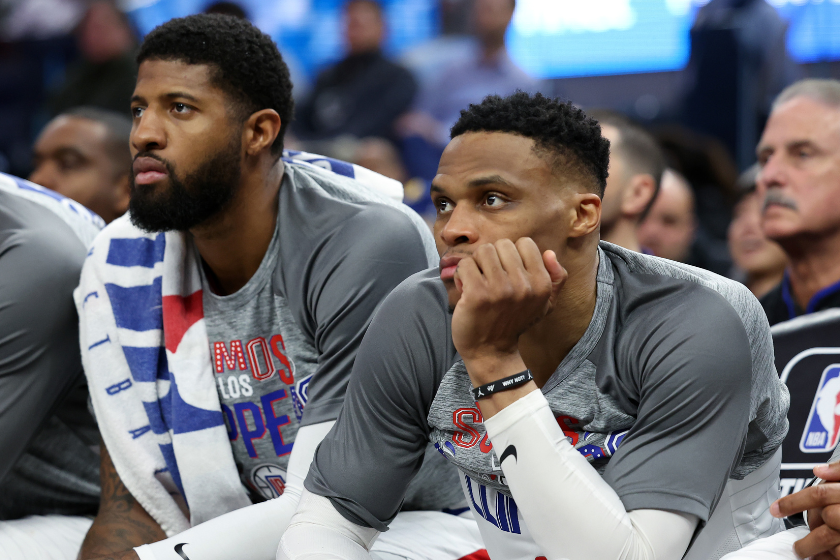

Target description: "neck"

left=600, top=219, right=640, bottom=253
left=480, top=39, right=506, bottom=62
left=192, top=160, right=284, bottom=296
left=518, top=244, right=600, bottom=385
left=783, top=231, right=840, bottom=309
left=746, top=269, right=785, bottom=299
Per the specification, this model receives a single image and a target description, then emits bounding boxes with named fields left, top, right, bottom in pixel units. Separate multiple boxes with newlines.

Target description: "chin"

left=445, top=286, right=460, bottom=311
left=762, top=222, right=801, bottom=244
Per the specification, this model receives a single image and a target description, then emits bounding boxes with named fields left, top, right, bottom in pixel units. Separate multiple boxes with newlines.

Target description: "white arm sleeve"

left=134, top=421, right=335, bottom=560
left=483, top=390, right=699, bottom=560
left=277, top=490, right=379, bottom=560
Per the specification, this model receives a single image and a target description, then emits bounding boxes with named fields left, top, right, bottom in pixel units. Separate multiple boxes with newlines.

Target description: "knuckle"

left=816, top=484, right=832, bottom=503
left=825, top=505, right=840, bottom=527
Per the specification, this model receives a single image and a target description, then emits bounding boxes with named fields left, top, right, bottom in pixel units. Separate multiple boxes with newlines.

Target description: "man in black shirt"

left=756, top=79, right=840, bottom=325
left=293, top=0, right=417, bottom=142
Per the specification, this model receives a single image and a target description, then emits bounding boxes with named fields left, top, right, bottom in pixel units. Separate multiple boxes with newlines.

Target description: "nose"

left=131, top=108, right=166, bottom=153
left=438, top=204, right=479, bottom=248
left=757, top=154, right=786, bottom=195
left=29, top=162, right=58, bottom=191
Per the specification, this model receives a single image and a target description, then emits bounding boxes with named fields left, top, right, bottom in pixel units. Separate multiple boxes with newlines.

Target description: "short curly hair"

left=450, top=92, right=610, bottom=196
left=137, top=14, right=293, bottom=154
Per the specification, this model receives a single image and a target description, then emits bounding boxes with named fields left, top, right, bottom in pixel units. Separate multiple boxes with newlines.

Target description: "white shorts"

left=0, top=514, right=93, bottom=560
left=370, top=510, right=487, bottom=560
left=718, top=526, right=809, bottom=560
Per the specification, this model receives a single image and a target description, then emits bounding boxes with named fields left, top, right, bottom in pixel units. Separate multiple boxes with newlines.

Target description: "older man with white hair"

left=756, top=78, right=840, bottom=326
left=722, top=78, right=840, bottom=559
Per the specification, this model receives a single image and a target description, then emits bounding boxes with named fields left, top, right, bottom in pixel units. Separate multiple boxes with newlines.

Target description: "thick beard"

left=129, top=137, right=242, bottom=232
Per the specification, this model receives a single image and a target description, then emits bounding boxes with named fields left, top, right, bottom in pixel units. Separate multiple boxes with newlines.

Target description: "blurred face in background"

left=30, top=115, right=130, bottom=223
left=756, top=96, right=840, bottom=246
left=637, top=170, right=696, bottom=263
left=599, top=124, right=627, bottom=227
left=473, top=0, right=514, bottom=46
left=78, top=1, right=134, bottom=63
left=728, top=190, right=787, bottom=296
left=345, top=0, right=384, bottom=55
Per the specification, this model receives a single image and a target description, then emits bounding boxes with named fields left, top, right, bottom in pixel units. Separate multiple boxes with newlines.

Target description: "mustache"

left=763, top=189, right=798, bottom=212
left=133, top=152, right=176, bottom=174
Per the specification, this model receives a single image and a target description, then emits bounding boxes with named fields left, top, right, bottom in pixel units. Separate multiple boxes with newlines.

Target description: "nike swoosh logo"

left=174, top=543, right=190, bottom=560
left=500, top=444, right=517, bottom=464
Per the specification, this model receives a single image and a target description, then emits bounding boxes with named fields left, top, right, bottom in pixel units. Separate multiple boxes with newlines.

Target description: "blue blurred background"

left=123, top=0, right=840, bottom=79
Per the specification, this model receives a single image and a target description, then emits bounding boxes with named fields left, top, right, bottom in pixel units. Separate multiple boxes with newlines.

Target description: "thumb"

left=542, top=250, right=567, bottom=308
left=814, top=461, right=840, bottom=482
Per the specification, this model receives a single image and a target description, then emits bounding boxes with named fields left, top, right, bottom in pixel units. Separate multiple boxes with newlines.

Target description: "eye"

left=484, top=193, right=505, bottom=208
left=58, top=154, right=84, bottom=171
left=173, top=102, right=191, bottom=114
left=131, top=106, right=145, bottom=119
left=435, top=198, right=453, bottom=214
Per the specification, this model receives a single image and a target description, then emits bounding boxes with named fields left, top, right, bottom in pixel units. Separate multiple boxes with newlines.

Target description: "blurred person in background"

left=756, top=79, right=840, bottom=326
left=638, top=168, right=697, bottom=264
left=353, top=136, right=409, bottom=184
left=30, top=107, right=131, bottom=223
left=293, top=0, right=417, bottom=142
left=397, top=0, right=540, bottom=180
left=48, top=0, right=137, bottom=117
left=728, top=164, right=787, bottom=299
left=589, top=109, right=666, bottom=253
left=203, top=1, right=248, bottom=19
left=0, top=174, right=103, bottom=560
left=654, top=125, right=737, bottom=275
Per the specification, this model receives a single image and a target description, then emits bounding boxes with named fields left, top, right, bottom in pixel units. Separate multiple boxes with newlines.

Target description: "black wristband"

left=471, top=369, right=533, bottom=401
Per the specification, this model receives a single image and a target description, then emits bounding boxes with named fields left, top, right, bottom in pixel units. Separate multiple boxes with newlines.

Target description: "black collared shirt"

left=760, top=272, right=840, bottom=326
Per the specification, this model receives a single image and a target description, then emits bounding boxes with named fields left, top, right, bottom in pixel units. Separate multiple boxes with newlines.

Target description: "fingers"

left=542, top=250, right=567, bottom=292
left=455, top=238, right=560, bottom=308
left=453, top=256, right=482, bottom=296
left=815, top=463, right=840, bottom=482
left=794, top=522, right=840, bottom=559
left=774, top=483, right=840, bottom=518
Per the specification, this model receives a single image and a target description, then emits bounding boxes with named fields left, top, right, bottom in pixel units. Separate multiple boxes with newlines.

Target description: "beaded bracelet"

left=471, top=369, right=533, bottom=401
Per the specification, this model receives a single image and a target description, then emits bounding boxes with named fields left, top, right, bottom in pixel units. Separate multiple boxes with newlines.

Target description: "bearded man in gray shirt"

left=279, top=92, right=791, bottom=560
left=76, top=14, right=479, bottom=560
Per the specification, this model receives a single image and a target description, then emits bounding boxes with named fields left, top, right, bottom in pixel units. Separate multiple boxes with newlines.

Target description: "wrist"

left=462, top=352, right=526, bottom=386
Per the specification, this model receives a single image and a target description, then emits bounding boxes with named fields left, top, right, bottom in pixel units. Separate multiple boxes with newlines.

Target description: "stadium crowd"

left=3, top=1, right=840, bottom=560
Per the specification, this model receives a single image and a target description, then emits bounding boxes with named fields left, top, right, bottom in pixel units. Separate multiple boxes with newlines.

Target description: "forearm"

left=79, top=440, right=166, bottom=560
left=78, top=494, right=164, bottom=558
left=135, top=422, right=335, bottom=560
left=484, top=390, right=698, bottom=560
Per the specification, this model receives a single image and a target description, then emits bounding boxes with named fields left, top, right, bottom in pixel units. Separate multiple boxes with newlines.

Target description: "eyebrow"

left=430, top=174, right=515, bottom=194
left=757, top=139, right=816, bottom=158
left=130, top=91, right=200, bottom=103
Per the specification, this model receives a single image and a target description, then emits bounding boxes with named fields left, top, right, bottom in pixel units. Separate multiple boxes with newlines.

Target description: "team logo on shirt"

left=801, top=364, right=840, bottom=452
left=251, top=464, right=287, bottom=499
left=291, top=374, right=311, bottom=422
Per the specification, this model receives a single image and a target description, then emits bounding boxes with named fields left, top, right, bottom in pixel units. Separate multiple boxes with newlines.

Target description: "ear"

left=621, top=173, right=657, bottom=219
left=243, top=109, right=282, bottom=156
left=568, top=192, right=601, bottom=238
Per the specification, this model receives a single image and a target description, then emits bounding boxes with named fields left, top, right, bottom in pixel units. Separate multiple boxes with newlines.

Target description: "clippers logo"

left=290, top=373, right=310, bottom=422
left=251, top=464, right=287, bottom=499
left=801, top=364, right=840, bottom=453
